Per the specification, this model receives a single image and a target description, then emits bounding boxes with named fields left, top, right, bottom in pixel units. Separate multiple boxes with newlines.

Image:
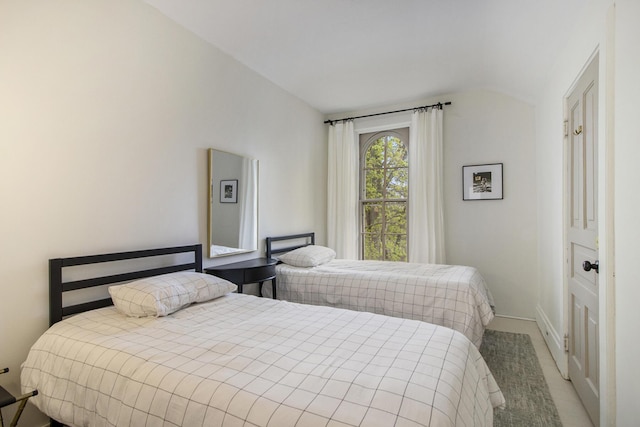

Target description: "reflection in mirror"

left=208, top=149, right=258, bottom=258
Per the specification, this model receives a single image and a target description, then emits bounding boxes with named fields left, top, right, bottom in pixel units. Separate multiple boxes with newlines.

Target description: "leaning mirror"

left=208, top=149, right=258, bottom=258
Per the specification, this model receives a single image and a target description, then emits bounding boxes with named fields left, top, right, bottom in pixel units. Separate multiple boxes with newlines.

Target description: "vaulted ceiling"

left=143, top=0, right=587, bottom=114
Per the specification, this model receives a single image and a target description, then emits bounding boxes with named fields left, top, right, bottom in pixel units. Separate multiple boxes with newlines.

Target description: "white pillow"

left=108, top=272, right=236, bottom=317
left=279, top=245, right=336, bottom=267
left=190, top=273, right=237, bottom=303
left=109, top=273, right=195, bottom=317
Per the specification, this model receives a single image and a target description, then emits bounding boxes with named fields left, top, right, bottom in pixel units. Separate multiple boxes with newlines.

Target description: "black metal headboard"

left=265, top=233, right=315, bottom=259
left=49, top=244, right=202, bottom=326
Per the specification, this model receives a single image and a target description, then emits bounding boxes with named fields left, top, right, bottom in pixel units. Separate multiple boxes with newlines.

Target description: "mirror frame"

left=207, top=149, right=259, bottom=258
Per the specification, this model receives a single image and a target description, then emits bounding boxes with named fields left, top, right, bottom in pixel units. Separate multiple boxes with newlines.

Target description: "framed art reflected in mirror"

left=220, top=179, right=238, bottom=203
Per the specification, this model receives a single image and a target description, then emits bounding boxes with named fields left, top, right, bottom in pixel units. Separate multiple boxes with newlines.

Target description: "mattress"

left=262, top=260, right=495, bottom=348
left=22, top=293, right=504, bottom=427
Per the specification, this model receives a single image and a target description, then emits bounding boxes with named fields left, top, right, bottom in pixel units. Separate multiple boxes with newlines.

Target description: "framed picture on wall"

left=462, top=163, right=503, bottom=200
left=220, top=179, right=238, bottom=203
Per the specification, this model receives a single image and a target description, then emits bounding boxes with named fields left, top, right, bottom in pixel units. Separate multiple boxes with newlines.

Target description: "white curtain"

left=238, top=157, right=258, bottom=251
left=408, top=107, right=446, bottom=264
left=327, top=121, right=359, bottom=259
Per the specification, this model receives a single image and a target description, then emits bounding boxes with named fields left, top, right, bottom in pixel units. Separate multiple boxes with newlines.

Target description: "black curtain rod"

left=324, top=101, right=451, bottom=125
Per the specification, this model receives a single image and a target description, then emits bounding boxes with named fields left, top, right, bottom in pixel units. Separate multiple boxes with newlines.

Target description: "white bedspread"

left=263, top=260, right=495, bottom=347
left=22, top=294, right=504, bottom=427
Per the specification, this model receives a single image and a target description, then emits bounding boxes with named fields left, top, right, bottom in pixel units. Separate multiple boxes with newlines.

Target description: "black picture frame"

left=462, top=163, right=503, bottom=200
left=220, top=179, right=238, bottom=203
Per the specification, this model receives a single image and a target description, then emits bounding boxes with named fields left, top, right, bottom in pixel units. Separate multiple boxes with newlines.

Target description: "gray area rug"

left=480, top=330, right=563, bottom=427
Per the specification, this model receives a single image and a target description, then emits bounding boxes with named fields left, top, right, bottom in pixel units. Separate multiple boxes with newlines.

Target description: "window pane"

left=385, top=202, right=407, bottom=233
left=386, top=168, right=408, bottom=199
left=362, top=202, right=383, bottom=233
left=364, top=167, right=384, bottom=199
left=363, top=233, right=383, bottom=260
left=384, top=233, right=407, bottom=261
left=385, top=137, right=408, bottom=168
left=365, top=139, right=385, bottom=169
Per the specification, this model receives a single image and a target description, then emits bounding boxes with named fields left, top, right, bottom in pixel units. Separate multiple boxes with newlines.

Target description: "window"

left=359, top=128, right=409, bottom=261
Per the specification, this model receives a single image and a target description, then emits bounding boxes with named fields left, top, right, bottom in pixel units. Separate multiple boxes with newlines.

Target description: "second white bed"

left=262, top=259, right=495, bottom=348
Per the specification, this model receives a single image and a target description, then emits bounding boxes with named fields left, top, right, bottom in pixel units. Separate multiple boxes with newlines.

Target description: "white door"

left=566, top=57, right=599, bottom=426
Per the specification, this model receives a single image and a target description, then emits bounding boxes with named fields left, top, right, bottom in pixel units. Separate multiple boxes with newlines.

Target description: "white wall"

left=445, top=91, right=537, bottom=319
left=0, top=1, right=325, bottom=424
left=534, top=0, right=622, bottom=424
left=614, top=0, right=640, bottom=423
left=329, top=89, right=538, bottom=320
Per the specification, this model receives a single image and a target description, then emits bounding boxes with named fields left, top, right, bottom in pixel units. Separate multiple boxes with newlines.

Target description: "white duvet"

left=263, top=260, right=495, bottom=347
left=22, top=293, right=504, bottom=427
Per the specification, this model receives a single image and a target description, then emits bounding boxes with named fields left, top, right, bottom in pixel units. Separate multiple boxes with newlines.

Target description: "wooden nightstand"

left=205, top=258, right=278, bottom=299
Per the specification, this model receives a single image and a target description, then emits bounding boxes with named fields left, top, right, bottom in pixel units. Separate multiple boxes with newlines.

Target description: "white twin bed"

left=21, top=244, right=504, bottom=427
left=264, top=233, right=496, bottom=348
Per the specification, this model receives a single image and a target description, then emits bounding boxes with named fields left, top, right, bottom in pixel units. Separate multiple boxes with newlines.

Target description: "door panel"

left=571, top=294, right=584, bottom=366
left=584, top=82, right=597, bottom=232
left=570, top=98, right=583, bottom=229
left=587, top=310, right=599, bottom=390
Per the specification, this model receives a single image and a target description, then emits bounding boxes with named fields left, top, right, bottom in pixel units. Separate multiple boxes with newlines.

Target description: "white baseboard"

left=494, top=313, right=535, bottom=322
left=535, top=304, right=568, bottom=378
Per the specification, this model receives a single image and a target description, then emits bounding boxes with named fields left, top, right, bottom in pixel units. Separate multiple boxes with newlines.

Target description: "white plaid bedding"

left=262, top=260, right=495, bottom=348
left=22, top=294, right=504, bottom=427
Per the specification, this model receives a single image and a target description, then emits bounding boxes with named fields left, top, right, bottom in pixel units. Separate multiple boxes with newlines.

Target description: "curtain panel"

left=409, top=107, right=446, bottom=264
left=327, top=121, right=359, bottom=259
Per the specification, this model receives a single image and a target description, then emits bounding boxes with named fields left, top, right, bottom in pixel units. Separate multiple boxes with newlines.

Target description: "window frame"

left=358, top=127, right=410, bottom=261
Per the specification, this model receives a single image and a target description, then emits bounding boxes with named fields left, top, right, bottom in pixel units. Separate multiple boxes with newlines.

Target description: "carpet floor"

left=480, top=330, right=563, bottom=427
